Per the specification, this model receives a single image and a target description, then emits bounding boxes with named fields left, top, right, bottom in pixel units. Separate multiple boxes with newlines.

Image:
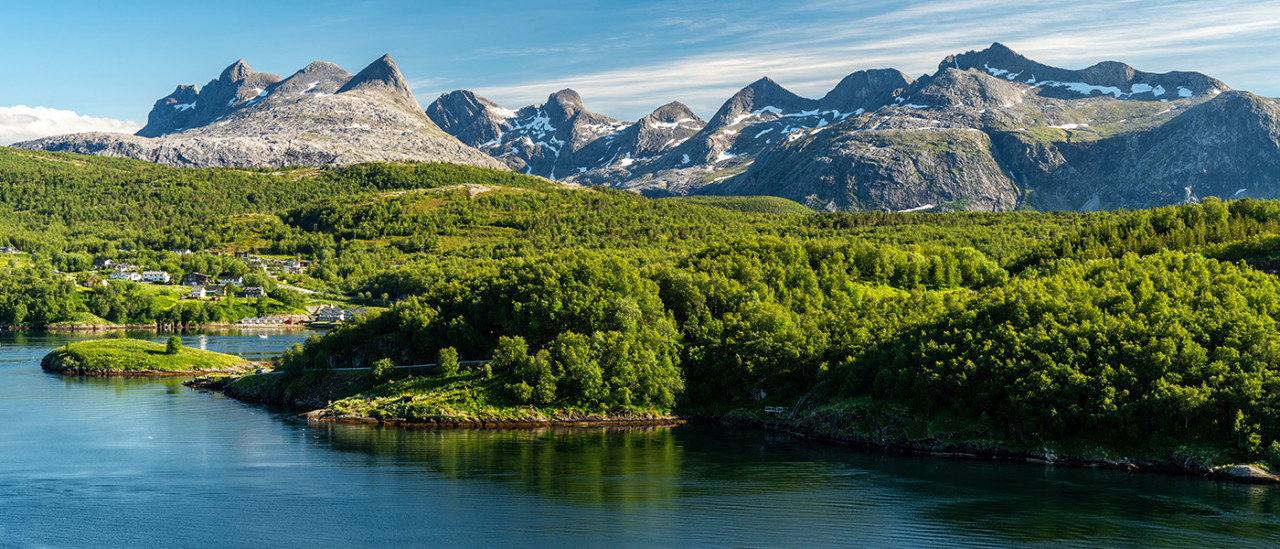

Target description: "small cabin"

left=182, top=272, right=211, bottom=286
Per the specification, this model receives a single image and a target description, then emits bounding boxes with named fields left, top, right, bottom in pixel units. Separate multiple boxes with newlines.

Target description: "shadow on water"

left=308, top=420, right=1280, bottom=548
left=316, top=422, right=687, bottom=505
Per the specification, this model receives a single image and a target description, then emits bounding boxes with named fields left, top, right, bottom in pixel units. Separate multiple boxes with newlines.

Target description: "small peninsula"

left=41, top=339, right=252, bottom=376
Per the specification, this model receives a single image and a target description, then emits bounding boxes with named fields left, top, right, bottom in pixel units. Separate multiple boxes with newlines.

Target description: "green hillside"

left=8, top=147, right=1280, bottom=468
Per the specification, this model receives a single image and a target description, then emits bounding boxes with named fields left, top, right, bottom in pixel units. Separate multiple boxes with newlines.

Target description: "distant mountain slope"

left=433, top=43, right=1277, bottom=213
left=15, top=55, right=505, bottom=170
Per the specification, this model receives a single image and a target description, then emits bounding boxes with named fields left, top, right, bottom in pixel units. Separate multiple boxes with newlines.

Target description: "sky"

left=2, top=0, right=1279, bottom=144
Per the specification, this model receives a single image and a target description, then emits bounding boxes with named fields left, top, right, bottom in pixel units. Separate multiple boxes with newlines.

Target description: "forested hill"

left=8, top=146, right=1280, bottom=470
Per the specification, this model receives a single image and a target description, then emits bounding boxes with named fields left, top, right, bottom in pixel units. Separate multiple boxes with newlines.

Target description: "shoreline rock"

left=297, top=408, right=687, bottom=429
left=199, top=371, right=1280, bottom=485
left=721, top=416, right=1280, bottom=485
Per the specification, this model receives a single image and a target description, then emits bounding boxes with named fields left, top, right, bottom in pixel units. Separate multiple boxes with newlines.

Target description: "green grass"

left=325, top=369, right=672, bottom=421
left=665, top=196, right=814, bottom=215
left=47, top=311, right=115, bottom=326
left=42, top=338, right=250, bottom=373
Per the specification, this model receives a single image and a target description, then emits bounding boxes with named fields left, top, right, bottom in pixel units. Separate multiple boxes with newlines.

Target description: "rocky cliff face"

left=431, top=42, right=1275, bottom=213
left=16, top=55, right=505, bottom=170
left=428, top=88, right=633, bottom=179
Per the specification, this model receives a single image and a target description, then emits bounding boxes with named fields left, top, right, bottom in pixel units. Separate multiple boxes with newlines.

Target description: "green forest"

left=7, top=146, right=1280, bottom=466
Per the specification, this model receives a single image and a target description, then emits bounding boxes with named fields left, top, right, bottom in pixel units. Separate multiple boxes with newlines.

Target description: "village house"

left=92, top=258, right=114, bottom=269
left=0, top=246, right=20, bottom=254
left=217, top=272, right=244, bottom=285
left=312, top=304, right=348, bottom=324
left=141, top=271, right=171, bottom=284
left=182, top=272, right=210, bottom=286
left=235, top=286, right=267, bottom=299
left=109, top=271, right=142, bottom=282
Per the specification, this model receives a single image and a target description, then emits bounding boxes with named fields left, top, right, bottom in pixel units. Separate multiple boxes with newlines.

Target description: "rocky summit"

left=14, top=55, right=505, bottom=170
left=430, top=43, right=1279, bottom=212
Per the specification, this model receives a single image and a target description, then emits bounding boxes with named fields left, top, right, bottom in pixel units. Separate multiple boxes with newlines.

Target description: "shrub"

left=438, top=346, right=459, bottom=376
left=165, top=336, right=182, bottom=355
left=371, top=358, right=394, bottom=383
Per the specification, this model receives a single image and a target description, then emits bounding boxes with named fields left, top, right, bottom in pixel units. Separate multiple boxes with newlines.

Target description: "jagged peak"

left=825, top=69, right=912, bottom=97
left=168, top=84, right=198, bottom=98
left=548, top=88, right=583, bottom=107
left=742, top=76, right=788, bottom=94
left=220, top=59, right=253, bottom=83
left=643, top=101, right=701, bottom=123
left=298, top=60, right=344, bottom=74
left=941, top=42, right=1030, bottom=73
left=340, top=54, right=406, bottom=89
left=336, top=54, right=419, bottom=112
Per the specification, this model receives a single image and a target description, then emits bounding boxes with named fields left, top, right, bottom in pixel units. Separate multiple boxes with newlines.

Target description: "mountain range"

left=15, top=55, right=504, bottom=170
left=14, top=44, right=1280, bottom=212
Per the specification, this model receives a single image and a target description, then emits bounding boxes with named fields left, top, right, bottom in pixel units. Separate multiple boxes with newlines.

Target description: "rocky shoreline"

left=186, top=372, right=1279, bottom=485
left=45, top=365, right=250, bottom=376
left=298, top=407, right=686, bottom=429
left=724, top=416, right=1280, bottom=485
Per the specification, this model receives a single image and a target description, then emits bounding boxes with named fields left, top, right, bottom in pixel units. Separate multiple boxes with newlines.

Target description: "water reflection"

left=5, top=331, right=1280, bottom=548
left=307, top=421, right=1280, bottom=548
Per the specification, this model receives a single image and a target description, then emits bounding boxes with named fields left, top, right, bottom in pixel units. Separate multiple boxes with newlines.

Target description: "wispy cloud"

left=0, top=105, right=142, bottom=146
left=467, top=0, right=1280, bottom=120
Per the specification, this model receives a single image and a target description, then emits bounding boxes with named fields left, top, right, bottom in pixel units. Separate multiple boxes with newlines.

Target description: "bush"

left=165, top=335, right=182, bottom=355
left=1266, top=441, right=1280, bottom=471
left=371, top=358, right=395, bottom=383
left=438, top=346, right=459, bottom=376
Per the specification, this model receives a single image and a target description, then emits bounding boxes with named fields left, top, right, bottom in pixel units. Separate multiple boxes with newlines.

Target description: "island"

left=41, top=338, right=253, bottom=376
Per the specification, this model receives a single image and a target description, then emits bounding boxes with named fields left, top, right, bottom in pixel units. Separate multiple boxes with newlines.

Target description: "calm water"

left=1, top=332, right=1279, bottom=548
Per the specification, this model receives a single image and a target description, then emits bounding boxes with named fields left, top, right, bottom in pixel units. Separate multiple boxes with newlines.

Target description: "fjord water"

left=2, top=332, right=1278, bottom=548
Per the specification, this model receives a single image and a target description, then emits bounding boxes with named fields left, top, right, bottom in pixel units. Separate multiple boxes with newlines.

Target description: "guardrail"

left=255, top=359, right=490, bottom=375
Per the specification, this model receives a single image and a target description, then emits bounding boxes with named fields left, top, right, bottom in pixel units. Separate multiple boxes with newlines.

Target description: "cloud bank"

left=0, top=105, right=142, bottom=146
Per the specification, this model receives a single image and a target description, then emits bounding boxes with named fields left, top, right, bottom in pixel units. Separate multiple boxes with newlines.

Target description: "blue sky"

left=1, top=0, right=1278, bottom=143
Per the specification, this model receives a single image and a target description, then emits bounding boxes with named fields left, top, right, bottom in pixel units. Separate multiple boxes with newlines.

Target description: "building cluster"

left=243, top=255, right=310, bottom=276
left=97, top=259, right=173, bottom=284
left=237, top=305, right=366, bottom=327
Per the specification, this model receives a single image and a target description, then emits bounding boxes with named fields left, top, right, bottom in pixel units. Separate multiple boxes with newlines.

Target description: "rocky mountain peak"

left=940, top=42, right=1025, bottom=73
left=707, top=77, right=812, bottom=128
left=268, top=61, right=350, bottom=98
left=642, top=101, right=701, bottom=125
left=821, top=68, right=913, bottom=112
left=336, top=54, right=420, bottom=114
left=220, top=59, right=253, bottom=82
left=544, top=89, right=585, bottom=120
left=424, top=90, right=507, bottom=146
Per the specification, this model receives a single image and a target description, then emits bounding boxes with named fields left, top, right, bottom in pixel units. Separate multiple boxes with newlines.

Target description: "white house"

left=141, top=271, right=171, bottom=284
left=109, top=271, right=142, bottom=282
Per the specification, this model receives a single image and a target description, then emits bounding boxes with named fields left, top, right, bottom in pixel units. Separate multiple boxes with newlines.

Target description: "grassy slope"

left=325, top=370, right=675, bottom=422
left=41, top=338, right=249, bottom=373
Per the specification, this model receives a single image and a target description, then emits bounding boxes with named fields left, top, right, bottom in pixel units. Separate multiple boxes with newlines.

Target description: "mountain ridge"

left=17, top=55, right=505, bottom=170
left=16, top=43, right=1279, bottom=213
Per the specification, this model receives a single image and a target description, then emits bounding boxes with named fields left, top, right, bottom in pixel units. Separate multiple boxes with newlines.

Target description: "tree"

left=438, top=347, right=459, bottom=376
left=371, top=358, right=394, bottom=383
left=165, top=335, right=182, bottom=355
